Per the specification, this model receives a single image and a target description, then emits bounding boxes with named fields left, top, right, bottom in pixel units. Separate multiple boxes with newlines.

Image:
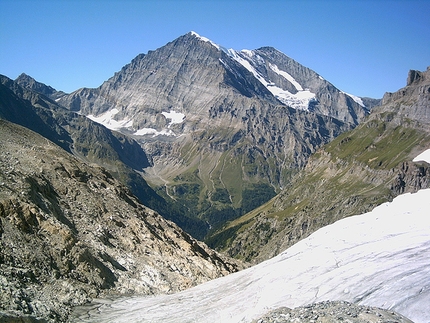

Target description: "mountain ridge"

left=1, top=74, right=209, bottom=239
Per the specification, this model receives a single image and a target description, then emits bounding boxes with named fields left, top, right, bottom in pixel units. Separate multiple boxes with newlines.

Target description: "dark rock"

left=252, top=301, right=414, bottom=323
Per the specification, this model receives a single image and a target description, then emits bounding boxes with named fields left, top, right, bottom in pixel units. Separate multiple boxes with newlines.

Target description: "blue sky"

left=1, top=0, right=429, bottom=98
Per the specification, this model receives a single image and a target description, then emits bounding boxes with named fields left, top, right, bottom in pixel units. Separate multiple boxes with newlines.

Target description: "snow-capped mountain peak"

left=189, top=31, right=221, bottom=50
left=187, top=32, right=331, bottom=112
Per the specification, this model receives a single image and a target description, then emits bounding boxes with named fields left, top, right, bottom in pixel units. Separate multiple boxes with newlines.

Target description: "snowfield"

left=87, top=109, right=185, bottom=137
left=71, top=150, right=430, bottom=323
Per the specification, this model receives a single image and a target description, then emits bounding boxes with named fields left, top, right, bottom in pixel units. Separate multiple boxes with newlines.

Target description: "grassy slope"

left=207, top=107, right=430, bottom=262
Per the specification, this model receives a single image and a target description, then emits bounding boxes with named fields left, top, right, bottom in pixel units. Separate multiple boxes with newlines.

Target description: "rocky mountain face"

left=0, top=119, right=242, bottom=322
left=15, top=73, right=66, bottom=101
left=51, top=31, right=369, bottom=237
left=208, top=67, right=430, bottom=263
left=1, top=74, right=208, bottom=239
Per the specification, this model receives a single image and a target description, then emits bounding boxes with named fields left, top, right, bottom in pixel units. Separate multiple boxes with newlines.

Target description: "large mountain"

left=208, top=67, right=430, bottom=263
left=0, top=119, right=242, bottom=322
left=50, top=31, right=370, bottom=237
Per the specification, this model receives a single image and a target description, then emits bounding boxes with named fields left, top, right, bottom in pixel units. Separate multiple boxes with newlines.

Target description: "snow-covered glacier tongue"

left=71, top=150, right=430, bottom=323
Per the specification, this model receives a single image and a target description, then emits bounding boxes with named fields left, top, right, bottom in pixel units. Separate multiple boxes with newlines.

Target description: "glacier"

left=71, top=150, right=430, bottom=323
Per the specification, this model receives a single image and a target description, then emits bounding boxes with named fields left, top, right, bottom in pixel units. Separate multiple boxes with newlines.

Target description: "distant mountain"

left=51, top=31, right=371, bottom=237
left=57, top=32, right=369, bottom=124
left=208, top=67, right=430, bottom=263
left=15, top=72, right=66, bottom=100
left=0, top=119, right=242, bottom=322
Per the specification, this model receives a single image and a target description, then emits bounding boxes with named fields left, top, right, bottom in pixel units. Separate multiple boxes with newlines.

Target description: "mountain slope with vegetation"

left=208, top=67, right=430, bottom=263
left=1, top=74, right=208, bottom=239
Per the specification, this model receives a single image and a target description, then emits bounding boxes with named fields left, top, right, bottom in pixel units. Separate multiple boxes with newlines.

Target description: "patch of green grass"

left=325, top=119, right=426, bottom=170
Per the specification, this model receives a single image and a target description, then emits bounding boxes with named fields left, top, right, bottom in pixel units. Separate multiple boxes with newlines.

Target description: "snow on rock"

left=413, top=148, right=430, bottom=163
left=268, top=63, right=303, bottom=91
left=133, top=110, right=185, bottom=137
left=342, top=91, right=365, bottom=108
left=190, top=31, right=220, bottom=50
left=161, top=110, right=185, bottom=128
left=87, top=108, right=185, bottom=137
left=133, top=128, right=175, bottom=137
left=71, top=185, right=430, bottom=323
left=87, top=108, right=133, bottom=131
left=226, top=50, right=315, bottom=111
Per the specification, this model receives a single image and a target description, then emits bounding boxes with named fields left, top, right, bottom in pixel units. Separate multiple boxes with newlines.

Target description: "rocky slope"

left=49, top=32, right=370, bottom=237
left=1, top=74, right=208, bottom=239
left=208, top=67, right=430, bottom=263
left=0, top=119, right=242, bottom=322
left=252, top=301, right=413, bottom=323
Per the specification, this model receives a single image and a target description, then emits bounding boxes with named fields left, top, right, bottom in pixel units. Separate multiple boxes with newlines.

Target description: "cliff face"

left=208, top=67, right=430, bottom=263
left=0, top=119, right=242, bottom=322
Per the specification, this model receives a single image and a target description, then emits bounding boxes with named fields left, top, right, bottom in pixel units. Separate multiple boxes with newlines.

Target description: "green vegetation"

left=241, top=183, right=276, bottom=214
left=207, top=112, right=430, bottom=260
left=325, top=117, right=426, bottom=170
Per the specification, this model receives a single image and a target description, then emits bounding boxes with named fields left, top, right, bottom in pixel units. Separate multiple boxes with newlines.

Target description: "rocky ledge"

left=253, top=301, right=414, bottom=323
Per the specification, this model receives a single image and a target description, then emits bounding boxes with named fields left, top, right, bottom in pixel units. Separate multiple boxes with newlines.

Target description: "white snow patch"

left=72, top=185, right=430, bottom=323
left=132, top=110, right=185, bottom=137
left=190, top=31, right=220, bottom=50
left=161, top=110, right=185, bottom=127
left=225, top=51, right=315, bottom=111
left=269, top=63, right=303, bottom=91
left=87, top=109, right=133, bottom=131
left=133, top=128, right=175, bottom=137
left=268, top=86, right=316, bottom=111
left=228, top=49, right=267, bottom=84
left=413, top=149, right=430, bottom=163
left=240, top=49, right=254, bottom=57
left=342, top=91, right=365, bottom=108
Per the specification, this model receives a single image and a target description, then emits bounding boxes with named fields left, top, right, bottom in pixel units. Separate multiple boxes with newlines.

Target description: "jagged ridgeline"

left=42, top=31, right=369, bottom=238
left=207, top=67, right=430, bottom=263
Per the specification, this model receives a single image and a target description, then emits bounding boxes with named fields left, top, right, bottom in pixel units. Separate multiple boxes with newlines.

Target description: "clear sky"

left=1, top=0, right=429, bottom=99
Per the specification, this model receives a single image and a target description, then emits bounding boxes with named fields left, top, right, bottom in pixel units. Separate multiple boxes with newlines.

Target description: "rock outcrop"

left=252, top=301, right=413, bottom=323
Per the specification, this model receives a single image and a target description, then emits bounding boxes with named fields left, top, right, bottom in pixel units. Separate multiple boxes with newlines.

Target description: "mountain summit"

left=47, top=32, right=371, bottom=237
left=58, top=31, right=368, bottom=128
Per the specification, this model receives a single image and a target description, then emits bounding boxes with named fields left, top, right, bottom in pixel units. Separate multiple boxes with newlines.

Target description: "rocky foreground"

left=252, top=301, right=413, bottom=323
left=0, top=119, right=242, bottom=322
